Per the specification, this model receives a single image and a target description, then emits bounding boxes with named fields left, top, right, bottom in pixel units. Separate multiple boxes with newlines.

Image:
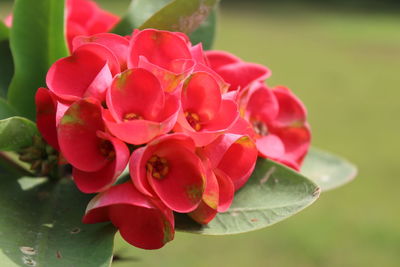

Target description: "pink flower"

left=83, top=182, right=174, bottom=250
left=241, top=83, right=311, bottom=170
left=104, top=68, right=180, bottom=145
left=130, top=134, right=206, bottom=213
left=57, top=98, right=129, bottom=193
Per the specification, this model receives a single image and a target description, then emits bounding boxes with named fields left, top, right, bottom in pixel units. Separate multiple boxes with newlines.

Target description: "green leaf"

left=0, top=117, right=38, bottom=151
left=8, top=0, right=69, bottom=120
left=0, top=21, right=9, bottom=42
left=0, top=22, right=13, bottom=99
left=301, top=147, right=357, bottom=192
left=175, top=158, right=320, bottom=235
left=139, top=0, right=219, bottom=34
left=0, top=159, right=116, bottom=267
left=0, top=98, right=17, bottom=120
left=112, top=0, right=171, bottom=36
left=189, top=8, right=217, bottom=50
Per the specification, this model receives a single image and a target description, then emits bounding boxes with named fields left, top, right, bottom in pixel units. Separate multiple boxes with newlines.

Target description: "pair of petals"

left=190, top=134, right=258, bottom=224
left=244, top=84, right=311, bottom=169
left=58, top=98, right=129, bottom=193
left=83, top=182, right=174, bottom=250
left=177, top=72, right=239, bottom=146
left=105, top=68, right=180, bottom=145
left=130, top=134, right=206, bottom=213
left=206, top=50, right=271, bottom=92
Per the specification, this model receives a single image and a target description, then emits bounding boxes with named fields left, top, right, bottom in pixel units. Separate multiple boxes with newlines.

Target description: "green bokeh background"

left=1, top=0, right=400, bottom=266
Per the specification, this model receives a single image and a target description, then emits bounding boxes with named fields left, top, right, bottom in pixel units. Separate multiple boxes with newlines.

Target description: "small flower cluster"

left=36, top=28, right=310, bottom=249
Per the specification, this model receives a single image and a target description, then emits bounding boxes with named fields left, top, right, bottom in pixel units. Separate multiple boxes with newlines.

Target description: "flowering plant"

left=0, top=0, right=356, bottom=265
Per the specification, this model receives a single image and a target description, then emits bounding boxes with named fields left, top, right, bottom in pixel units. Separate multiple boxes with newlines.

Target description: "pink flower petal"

left=273, top=86, right=308, bottom=127
left=205, top=50, right=241, bottom=69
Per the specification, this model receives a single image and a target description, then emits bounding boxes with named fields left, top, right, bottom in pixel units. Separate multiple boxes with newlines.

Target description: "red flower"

left=175, top=71, right=239, bottom=146
left=241, top=83, right=311, bottom=170
left=58, top=98, right=129, bottom=193
left=104, top=68, right=180, bottom=145
left=130, top=134, right=206, bottom=213
left=83, top=182, right=174, bottom=250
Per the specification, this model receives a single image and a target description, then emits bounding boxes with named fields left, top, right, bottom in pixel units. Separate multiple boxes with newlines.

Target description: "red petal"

left=214, top=168, right=235, bottom=211
left=245, top=83, right=279, bottom=122
left=83, top=182, right=174, bottom=250
left=58, top=98, right=108, bottom=172
left=205, top=50, right=241, bottom=69
left=107, top=68, right=165, bottom=121
left=205, top=134, right=258, bottom=190
left=72, top=133, right=130, bottom=193
left=217, top=62, right=271, bottom=91
left=189, top=201, right=218, bottom=224
left=129, top=29, right=192, bottom=72
left=73, top=33, right=129, bottom=70
left=182, top=72, right=221, bottom=122
left=256, top=134, right=285, bottom=159
left=273, top=86, right=308, bottom=127
left=35, top=88, right=60, bottom=150
left=46, top=44, right=118, bottom=102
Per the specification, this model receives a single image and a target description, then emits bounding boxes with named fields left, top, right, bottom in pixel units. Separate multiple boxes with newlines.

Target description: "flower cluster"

left=36, top=28, right=310, bottom=249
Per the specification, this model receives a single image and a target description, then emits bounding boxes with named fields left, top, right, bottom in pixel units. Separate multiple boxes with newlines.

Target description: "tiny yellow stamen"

left=146, top=155, right=169, bottom=180
left=185, top=111, right=202, bottom=131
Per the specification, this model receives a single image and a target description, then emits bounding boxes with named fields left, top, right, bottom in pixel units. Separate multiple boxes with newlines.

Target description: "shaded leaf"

left=112, top=0, right=170, bottom=36
left=175, top=158, right=320, bottom=235
left=139, top=0, right=219, bottom=34
left=301, top=147, right=357, bottom=192
left=8, top=0, right=69, bottom=120
left=0, top=158, right=116, bottom=267
left=0, top=22, right=13, bottom=98
left=0, top=98, right=17, bottom=120
left=0, top=117, right=38, bottom=151
left=189, top=8, right=217, bottom=50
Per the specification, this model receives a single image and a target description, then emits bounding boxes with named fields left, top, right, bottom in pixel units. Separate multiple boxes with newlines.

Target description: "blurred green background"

left=1, top=0, right=400, bottom=266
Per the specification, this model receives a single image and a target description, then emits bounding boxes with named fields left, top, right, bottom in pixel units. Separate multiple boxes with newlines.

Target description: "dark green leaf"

left=0, top=159, right=116, bottom=267
left=8, top=0, right=69, bottom=120
left=301, top=147, right=357, bottom=192
left=0, top=98, right=17, bottom=120
left=112, top=0, right=171, bottom=36
left=139, top=0, right=219, bottom=34
left=0, top=21, right=13, bottom=99
left=189, top=8, right=217, bottom=50
left=175, top=158, right=320, bottom=235
left=0, top=117, right=38, bottom=151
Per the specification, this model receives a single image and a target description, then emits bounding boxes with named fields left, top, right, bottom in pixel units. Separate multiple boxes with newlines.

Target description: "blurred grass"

left=1, top=1, right=400, bottom=266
